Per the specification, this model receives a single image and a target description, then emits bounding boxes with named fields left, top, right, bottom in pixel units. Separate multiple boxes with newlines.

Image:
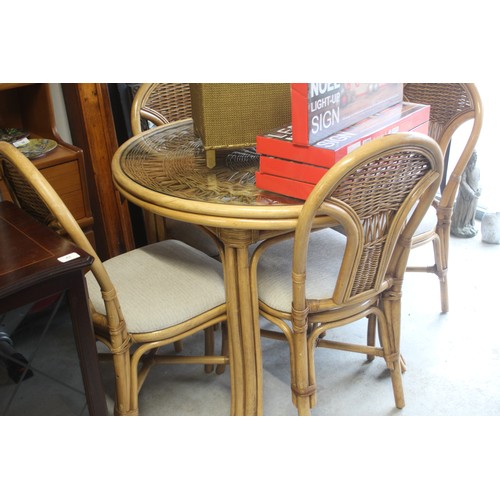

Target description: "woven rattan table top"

left=116, top=119, right=300, bottom=207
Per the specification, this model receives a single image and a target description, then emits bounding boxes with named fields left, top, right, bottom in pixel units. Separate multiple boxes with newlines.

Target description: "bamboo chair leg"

left=297, top=397, right=312, bottom=415
left=111, top=348, right=133, bottom=416
left=437, top=262, right=449, bottom=314
left=155, top=214, right=167, bottom=241
left=379, top=301, right=405, bottom=410
left=128, top=350, right=144, bottom=417
left=367, top=314, right=376, bottom=361
left=292, top=332, right=313, bottom=416
left=137, top=348, right=158, bottom=393
left=216, top=322, right=228, bottom=375
left=432, top=236, right=449, bottom=313
left=307, top=334, right=318, bottom=410
left=143, top=210, right=158, bottom=244
left=204, top=326, right=215, bottom=373
left=389, top=360, right=405, bottom=409
left=439, top=279, right=449, bottom=314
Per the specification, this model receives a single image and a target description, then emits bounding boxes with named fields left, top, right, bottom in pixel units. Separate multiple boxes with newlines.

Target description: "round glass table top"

left=118, top=119, right=301, bottom=207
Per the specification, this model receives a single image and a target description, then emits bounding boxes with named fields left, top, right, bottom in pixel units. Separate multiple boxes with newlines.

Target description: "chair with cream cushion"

left=403, top=83, right=483, bottom=313
left=130, top=83, right=219, bottom=257
left=0, top=141, right=229, bottom=416
left=251, top=133, right=443, bottom=415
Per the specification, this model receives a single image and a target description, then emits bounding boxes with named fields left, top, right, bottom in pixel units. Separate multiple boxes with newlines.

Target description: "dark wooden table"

left=0, top=201, right=108, bottom=415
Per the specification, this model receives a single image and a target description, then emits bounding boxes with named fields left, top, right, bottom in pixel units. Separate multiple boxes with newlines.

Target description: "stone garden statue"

left=451, top=150, right=481, bottom=238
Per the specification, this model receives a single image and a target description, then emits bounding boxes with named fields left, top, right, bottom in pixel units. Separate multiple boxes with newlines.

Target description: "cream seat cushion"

left=257, top=229, right=347, bottom=314
left=85, top=240, right=226, bottom=333
left=164, top=219, right=220, bottom=257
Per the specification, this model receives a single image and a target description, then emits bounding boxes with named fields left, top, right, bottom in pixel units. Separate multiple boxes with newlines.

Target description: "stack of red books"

left=255, top=83, right=430, bottom=200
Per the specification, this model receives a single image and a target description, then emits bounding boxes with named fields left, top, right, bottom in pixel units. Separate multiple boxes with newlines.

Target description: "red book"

left=256, top=102, right=430, bottom=168
left=259, top=156, right=328, bottom=184
left=291, top=83, right=403, bottom=145
left=256, top=172, right=315, bottom=200
left=258, top=119, right=430, bottom=185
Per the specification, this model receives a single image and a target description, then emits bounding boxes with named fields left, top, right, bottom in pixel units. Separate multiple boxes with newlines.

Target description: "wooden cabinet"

left=0, top=83, right=94, bottom=245
left=61, top=83, right=135, bottom=259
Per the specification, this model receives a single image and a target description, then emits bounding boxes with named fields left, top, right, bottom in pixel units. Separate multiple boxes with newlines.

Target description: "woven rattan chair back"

left=403, top=83, right=483, bottom=312
left=1, top=155, right=59, bottom=230
left=130, top=83, right=220, bottom=256
left=293, top=132, right=442, bottom=315
left=252, top=132, right=443, bottom=415
left=0, top=141, right=228, bottom=416
left=131, top=83, right=193, bottom=136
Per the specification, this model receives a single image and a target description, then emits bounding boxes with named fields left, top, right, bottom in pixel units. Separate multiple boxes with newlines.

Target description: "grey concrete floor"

left=1, top=231, right=499, bottom=417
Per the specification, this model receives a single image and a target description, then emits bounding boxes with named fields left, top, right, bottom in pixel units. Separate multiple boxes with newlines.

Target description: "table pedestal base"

left=216, top=228, right=263, bottom=416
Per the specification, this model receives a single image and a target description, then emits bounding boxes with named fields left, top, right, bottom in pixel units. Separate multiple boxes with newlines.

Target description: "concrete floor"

left=1, top=230, right=499, bottom=417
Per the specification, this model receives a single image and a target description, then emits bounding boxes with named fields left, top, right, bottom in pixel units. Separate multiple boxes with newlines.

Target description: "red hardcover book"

left=256, top=102, right=430, bottom=168
left=256, top=171, right=315, bottom=200
left=259, top=156, right=328, bottom=184
left=291, top=83, right=403, bottom=145
left=258, top=119, right=429, bottom=185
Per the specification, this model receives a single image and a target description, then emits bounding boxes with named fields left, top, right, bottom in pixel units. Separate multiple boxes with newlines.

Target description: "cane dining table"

left=112, top=118, right=328, bottom=415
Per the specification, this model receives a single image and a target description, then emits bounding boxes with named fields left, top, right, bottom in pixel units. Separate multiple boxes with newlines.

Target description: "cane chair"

left=403, top=83, right=483, bottom=313
left=0, top=141, right=229, bottom=416
left=251, top=133, right=443, bottom=415
left=130, top=83, right=219, bottom=257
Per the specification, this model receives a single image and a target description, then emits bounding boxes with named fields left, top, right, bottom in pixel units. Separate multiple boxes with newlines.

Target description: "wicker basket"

left=189, top=83, right=291, bottom=167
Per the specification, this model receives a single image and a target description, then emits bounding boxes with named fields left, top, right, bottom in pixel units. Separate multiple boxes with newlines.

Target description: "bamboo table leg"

left=216, top=228, right=263, bottom=416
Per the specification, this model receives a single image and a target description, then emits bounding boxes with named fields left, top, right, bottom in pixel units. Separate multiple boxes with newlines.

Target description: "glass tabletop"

left=119, top=119, right=301, bottom=207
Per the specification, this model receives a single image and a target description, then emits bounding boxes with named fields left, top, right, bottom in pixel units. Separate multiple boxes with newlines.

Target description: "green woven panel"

left=190, top=83, right=291, bottom=150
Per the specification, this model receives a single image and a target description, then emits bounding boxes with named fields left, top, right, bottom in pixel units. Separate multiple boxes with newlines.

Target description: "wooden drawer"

left=40, top=160, right=86, bottom=220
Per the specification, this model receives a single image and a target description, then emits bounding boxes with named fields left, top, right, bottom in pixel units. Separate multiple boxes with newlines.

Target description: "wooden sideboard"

left=0, top=83, right=95, bottom=247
